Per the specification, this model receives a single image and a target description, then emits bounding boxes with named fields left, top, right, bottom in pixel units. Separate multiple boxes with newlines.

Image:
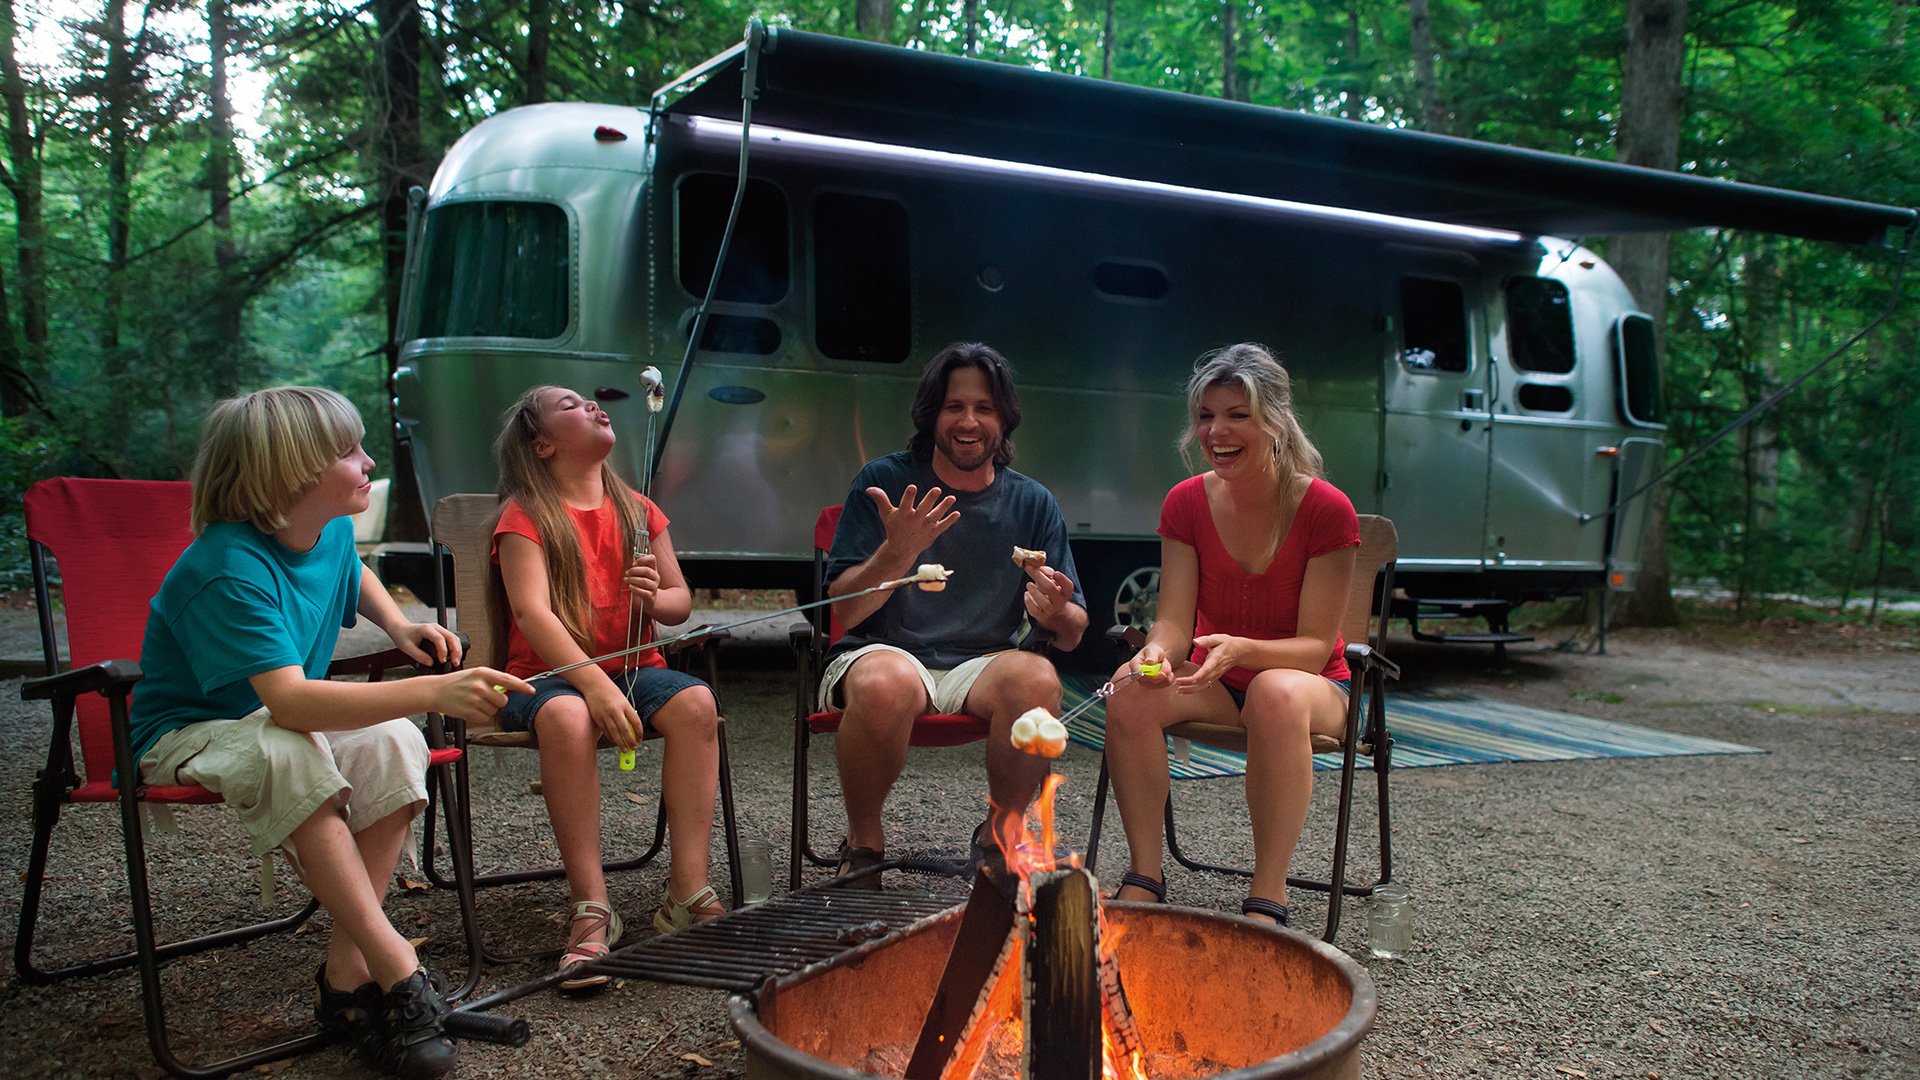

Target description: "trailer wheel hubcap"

left=1114, top=567, right=1160, bottom=631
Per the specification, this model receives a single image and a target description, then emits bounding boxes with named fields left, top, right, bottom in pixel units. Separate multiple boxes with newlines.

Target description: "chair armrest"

left=327, top=632, right=472, bottom=678
left=789, top=621, right=816, bottom=649
left=1107, top=624, right=1146, bottom=650
left=21, top=658, right=144, bottom=701
left=1345, top=641, right=1400, bottom=681
left=663, top=624, right=730, bottom=655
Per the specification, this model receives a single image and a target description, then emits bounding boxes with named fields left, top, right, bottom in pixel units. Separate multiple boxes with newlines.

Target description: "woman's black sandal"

left=1114, top=871, right=1166, bottom=903
left=1241, top=897, right=1290, bottom=926
left=834, top=838, right=886, bottom=891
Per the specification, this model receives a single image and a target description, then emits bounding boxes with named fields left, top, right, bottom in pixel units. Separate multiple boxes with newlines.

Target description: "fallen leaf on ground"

left=681, top=1053, right=713, bottom=1066
left=408, top=936, right=430, bottom=948
left=627, top=793, right=647, bottom=804
left=1790, top=838, right=1810, bottom=844
left=1554, top=1069, right=1587, bottom=1078
left=716, top=1040, right=740, bottom=1049
left=400, top=877, right=431, bottom=892
left=1649, top=1019, right=1668, bottom=1036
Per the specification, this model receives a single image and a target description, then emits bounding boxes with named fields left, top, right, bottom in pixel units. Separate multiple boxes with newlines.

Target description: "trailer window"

left=676, top=174, right=789, bottom=304
left=1517, top=383, right=1574, bottom=412
left=1506, top=277, right=1576, bottom=373
left=1615, top=314, right=1665, bottom=426
left=1094, top=261, right=1169, bottom=301
left=413, top=201, right=569, bottom=339
left=1399, top=277, right=1469, bottom=372
left=681, top=312, right=781, bottom=355
left=814, top=193, right=910, bottom=363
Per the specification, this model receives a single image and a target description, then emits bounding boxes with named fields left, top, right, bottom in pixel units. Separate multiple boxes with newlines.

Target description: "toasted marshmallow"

left=914, top=563, right=952, bottom=591
left=1010, top=707, right=1068, bottom=758
left=640, top=366, right=666, bottom=412
left=1011, top=545, right=1046, bottom=570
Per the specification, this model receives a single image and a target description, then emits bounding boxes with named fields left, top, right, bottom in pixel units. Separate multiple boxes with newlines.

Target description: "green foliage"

left=0, top=0, right=1914, bottom=613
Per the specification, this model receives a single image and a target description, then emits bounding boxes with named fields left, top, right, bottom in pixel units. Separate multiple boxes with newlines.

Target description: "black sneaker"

left=314, top=965, right=385, bottom=1067
left=376, top=968, right=459, bottom=1079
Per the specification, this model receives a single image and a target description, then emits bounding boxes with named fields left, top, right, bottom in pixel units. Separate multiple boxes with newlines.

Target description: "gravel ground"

left=1, top=626, right=1916, bottom=1080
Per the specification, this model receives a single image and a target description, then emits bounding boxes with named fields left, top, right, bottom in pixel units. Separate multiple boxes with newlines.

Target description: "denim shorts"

left=1225, top=675, right=1351, bottom=711
left=496, top=666, right=708, bottom=736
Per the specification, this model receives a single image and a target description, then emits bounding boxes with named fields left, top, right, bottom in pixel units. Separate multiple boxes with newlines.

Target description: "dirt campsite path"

left=0, top=610, right=1915, bottom=1080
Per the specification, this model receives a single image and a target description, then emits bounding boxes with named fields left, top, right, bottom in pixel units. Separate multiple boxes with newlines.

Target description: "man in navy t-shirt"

left=820, top=342, right=1088, bottom=887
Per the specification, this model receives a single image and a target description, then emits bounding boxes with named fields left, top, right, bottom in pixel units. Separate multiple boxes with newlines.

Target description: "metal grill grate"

left=587, top=888, right=962, bottom=993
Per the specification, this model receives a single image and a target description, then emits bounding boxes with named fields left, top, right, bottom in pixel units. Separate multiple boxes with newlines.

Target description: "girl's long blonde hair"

left=489, top=385, right=647, bottom=667
left=1179, top=343, right=1325, bottom=482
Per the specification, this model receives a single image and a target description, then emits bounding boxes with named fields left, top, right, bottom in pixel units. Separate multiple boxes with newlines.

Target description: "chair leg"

left=790, top=715, right=810, bottom=891
left=435, top=754, right=486, bottom=1003
left=717, top=718, right=744, bottom=909
left=14, top=752, right=67, bottom=985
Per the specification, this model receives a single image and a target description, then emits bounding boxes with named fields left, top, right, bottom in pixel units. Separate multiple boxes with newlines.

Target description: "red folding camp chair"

left=15, top=477, right=480, bottom=1079
left=787, top=505, right=997, bottom=888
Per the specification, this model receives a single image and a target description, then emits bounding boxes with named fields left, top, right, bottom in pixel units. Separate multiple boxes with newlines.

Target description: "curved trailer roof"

left=661, top=28, right=1915, bottom=246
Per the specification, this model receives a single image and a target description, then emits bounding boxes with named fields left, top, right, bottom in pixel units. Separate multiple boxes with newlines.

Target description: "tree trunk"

left=1408, top=0, right=1444, bottom=132
left=1610, top=0, right=1688, bottom=627
left=856, top=0, right=887, bottom=38
left=1222, top=2, right=1237, bottom=100
left=0, top=248, right=22, bottom=417
left=102, top=0, right=133, bottom=463
left=1103, top=0, right=1115, bottom=79
left=965, top=0, right=978, bottom=55
left=527, top=0, right=550, bottom=103
left=374, top=0, right=429, bottom=543
left=1342, top=6, right=1361, bottom=119
left=0, top=0, right=46, bottom=398
left=207, top=0, right=243, bottom=394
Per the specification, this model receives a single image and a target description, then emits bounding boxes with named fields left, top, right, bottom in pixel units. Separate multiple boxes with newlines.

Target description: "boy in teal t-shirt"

left=131, top=387, right=531, bottom=1080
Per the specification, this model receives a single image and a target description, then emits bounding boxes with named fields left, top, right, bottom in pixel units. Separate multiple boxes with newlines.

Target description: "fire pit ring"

left=729, top=900, right=1376, bottom=1080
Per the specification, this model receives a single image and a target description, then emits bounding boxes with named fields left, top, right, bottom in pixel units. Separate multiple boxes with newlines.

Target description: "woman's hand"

left=624, top=555, right=661, bottom=611
left=388, top=620, right=464, bottom=669
left=1116, top=643, right=1173, bottom=689
left=584, top=683, right=644, bottom=752
left=1176, top=634, right=1246, bottom=694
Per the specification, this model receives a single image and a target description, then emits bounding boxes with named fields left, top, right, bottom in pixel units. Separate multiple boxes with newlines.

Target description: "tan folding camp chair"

left=418, top=493, right=742, bottom=962
left=1086, top=513, right=1401, bottom=942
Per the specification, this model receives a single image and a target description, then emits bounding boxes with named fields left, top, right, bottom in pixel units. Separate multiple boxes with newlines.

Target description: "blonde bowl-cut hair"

left=190, top=386, right=365, bottom=535
left=489, top=385, right=647, bottom=669
left=1179, top=343, right=1325, bottom=481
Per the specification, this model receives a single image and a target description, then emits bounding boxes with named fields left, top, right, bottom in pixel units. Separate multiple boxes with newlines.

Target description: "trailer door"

left=1379, top=261, right=1490, bottom=574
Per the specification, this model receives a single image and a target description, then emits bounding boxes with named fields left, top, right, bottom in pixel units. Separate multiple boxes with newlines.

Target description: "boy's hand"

left=436, top=668, right=531, bottom=721
left=623, top=555, right=661, bottom=610
left=390, top=620, right=463, bottom=669
left=585, top=684, right=644, bottom=752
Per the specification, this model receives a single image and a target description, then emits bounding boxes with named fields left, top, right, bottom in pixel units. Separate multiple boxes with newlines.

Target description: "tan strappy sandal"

left=652, top=884, right=726, bottom=933
left=558, top=900, right=622, bottom=992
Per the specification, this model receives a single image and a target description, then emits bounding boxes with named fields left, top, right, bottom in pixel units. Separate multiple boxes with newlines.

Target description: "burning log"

left=907, top=870, right=1018, bottom=1080
left=1025, top=868, right=1101, bottom=1080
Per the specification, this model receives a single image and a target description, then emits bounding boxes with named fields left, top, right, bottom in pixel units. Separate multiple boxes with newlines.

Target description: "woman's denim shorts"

left=496, top=666, right=708, bottom=735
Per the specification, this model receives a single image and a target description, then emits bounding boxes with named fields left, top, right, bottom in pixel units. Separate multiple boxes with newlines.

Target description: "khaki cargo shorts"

left=817, top=644, right=1007, bottom=715
left=138, top=711, right=430, bottom=861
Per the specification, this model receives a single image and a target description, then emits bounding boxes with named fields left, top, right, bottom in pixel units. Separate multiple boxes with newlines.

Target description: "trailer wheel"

left=1113, top=567, right=1160, bottom=632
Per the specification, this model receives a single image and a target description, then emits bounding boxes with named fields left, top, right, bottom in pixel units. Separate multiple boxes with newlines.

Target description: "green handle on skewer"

left=1138, top=660, right=1162, bottom=678
left=619, top=749, right=636, bottom=770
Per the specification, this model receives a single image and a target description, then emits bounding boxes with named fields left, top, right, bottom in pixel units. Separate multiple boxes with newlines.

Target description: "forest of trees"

left=0, top=0, right=1914, bottom=618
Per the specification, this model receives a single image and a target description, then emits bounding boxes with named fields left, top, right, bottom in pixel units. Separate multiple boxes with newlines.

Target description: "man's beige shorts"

left=817, top=643, right=1008, bottom=715
left=138, top=711, right=430, bottom=859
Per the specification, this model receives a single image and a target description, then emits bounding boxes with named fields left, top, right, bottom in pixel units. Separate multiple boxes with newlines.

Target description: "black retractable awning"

left=662, top=28, right=1914, bottom=246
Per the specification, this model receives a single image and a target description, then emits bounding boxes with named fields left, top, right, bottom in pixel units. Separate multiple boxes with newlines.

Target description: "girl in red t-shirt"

left=1105, top=344, right=1359, bottom=928
left=490, top=385, right=722, bottom=991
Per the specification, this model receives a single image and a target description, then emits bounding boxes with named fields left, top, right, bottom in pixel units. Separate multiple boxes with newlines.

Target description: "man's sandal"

left=1112, top=871, right=1166, bottom=903
left=653, top=884, right=726, bottom=933
left=1241, top=897, right=1290, bottom=927
left=558, top=900, right=622, bottom=993
left=834, top=838, right=886, bottom=891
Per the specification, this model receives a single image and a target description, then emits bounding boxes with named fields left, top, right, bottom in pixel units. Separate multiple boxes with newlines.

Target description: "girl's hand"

left=1129, top=643, right=1173, bottom=689
left=585, top=684, right=644, bottom=752
left=624, top=555, right=661, bottom=610
left=435, top=668, right=531, bottom=721
left=1176, top=634, right=1244, bottom=694
left=389, top=620, right=464, bottom=669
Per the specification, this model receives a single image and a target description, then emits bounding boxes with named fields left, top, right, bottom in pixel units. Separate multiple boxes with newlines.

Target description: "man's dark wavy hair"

left=907, top=342, right=1021, bottom=467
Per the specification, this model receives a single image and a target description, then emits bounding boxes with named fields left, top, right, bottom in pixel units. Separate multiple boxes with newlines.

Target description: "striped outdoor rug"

left=1059, top=676, right=1764, bottom=780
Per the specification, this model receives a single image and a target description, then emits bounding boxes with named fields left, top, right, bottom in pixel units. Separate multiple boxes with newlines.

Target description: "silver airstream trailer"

left=392, top=28, right=1908, bottom=660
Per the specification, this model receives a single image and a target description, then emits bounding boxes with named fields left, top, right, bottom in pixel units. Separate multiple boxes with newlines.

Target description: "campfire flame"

left=947, top=774, right=1150, bottom=1080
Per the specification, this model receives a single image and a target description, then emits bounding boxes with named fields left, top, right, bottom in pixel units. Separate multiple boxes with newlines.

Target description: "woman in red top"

left=490, top=385, right=722, bottom=990
left=1105, top=344, right=1359, bottom=926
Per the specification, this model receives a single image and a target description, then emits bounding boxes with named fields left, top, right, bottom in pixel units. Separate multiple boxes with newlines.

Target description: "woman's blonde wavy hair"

left=489, top=385, right=646, bottom=668
left=1179, top=343, right=1325, bottom=481
left=189, top=386, right=364, bottom=535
